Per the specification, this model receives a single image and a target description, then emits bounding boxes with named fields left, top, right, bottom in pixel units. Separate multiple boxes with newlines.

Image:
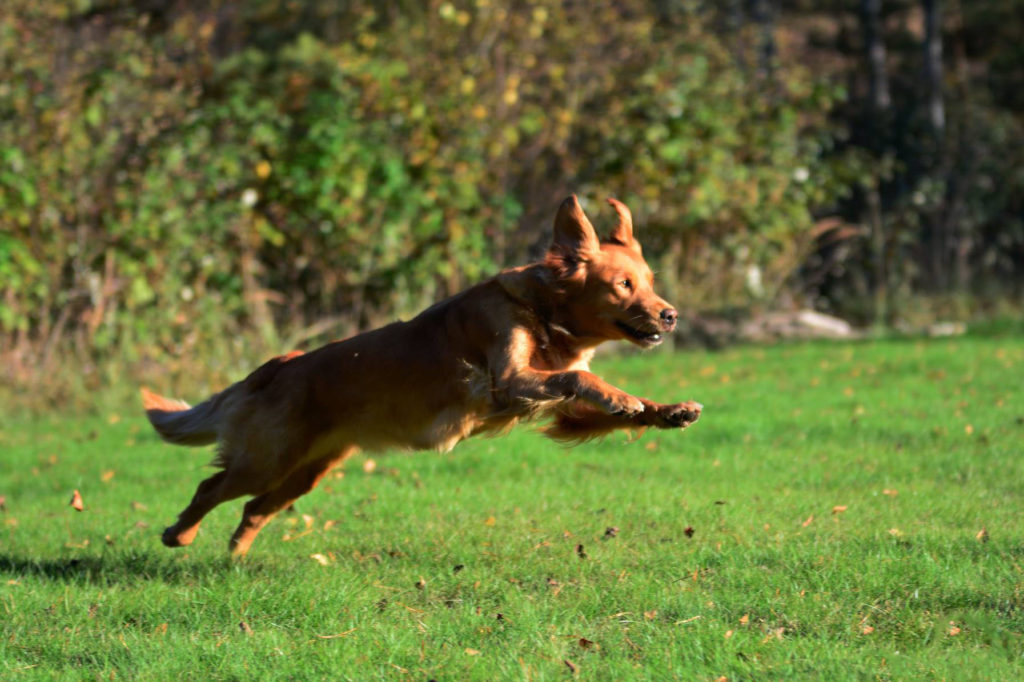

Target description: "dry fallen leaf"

left=644, top=610, right=658, bottom=621
left=315, top=628, right=357, bottom=639
left=564, top=659, right=579, bottom=675
left=578, top=637, right=599, bottom=650
left=862, top=625, right=875, bottom=635
left=603, top=526, right=619, bottom=539
left=888, top=528, right=902, bottom=537
left=739, top=614, right=749, bottom=626
left=415, top=577, right=426, bottom=590
left=976, top=527, right=989, bottom=543
left=948, top=622, right=962, bottom=636
left=465, top=648, right=481, bottom=656
left=101, top=470, right=115, bottom=483
left=484, top=516, right=496, bottom=527
left=882, top=489, right=898, bottom=497
left=130, top=501, right=147, bottom=511
left=69, top=490, right=84, bottom=512
left=801, top=515, right=814, bottom=527
left=724, top=629, right=734, bottom=639
left=309, top=553, right=330, bottom=566
left=239, top=621, right=253, bottom=635
left=362, top=459, right=377, bottom=474
left=831, top=505, right=848, bottom=515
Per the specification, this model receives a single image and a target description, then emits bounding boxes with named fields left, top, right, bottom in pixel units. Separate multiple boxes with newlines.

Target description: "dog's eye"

left=619, top=278, right=633, bottom=291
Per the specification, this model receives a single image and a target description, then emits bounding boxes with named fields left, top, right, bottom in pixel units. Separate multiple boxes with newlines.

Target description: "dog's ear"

left=550, top=196, right=600, bottom=261
left=606, top=198, right=642, bottom=254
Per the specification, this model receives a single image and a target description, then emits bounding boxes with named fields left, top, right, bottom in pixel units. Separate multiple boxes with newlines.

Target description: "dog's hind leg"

left=162, top=470, right=251, bottom=548
left=228, top=448, right=354, bottom=557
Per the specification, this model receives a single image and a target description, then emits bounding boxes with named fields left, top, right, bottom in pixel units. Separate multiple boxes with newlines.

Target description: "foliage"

left=0, top=1, right=843, bottom=394
left=1, top=1, right=1022, bottom=397
left=2, top=337, right=1022, bottom=677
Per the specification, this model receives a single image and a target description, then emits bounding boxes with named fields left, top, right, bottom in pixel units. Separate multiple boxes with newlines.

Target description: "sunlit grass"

left=1, top=335, right=1022, bottom=679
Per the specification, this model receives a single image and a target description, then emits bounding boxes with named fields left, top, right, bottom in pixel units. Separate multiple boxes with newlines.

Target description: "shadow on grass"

left=0, top=551, right=262, bottom=586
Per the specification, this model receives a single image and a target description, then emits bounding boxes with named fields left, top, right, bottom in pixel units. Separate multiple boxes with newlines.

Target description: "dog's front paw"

left=599, top=392, right=645, bottom=417
left=654, top=400, right=703, bottom=428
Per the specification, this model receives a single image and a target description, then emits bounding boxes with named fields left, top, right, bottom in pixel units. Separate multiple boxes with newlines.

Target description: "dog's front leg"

left=504, top=369, right=646, bottom=416
left=544, top=399, right=702, bottom=443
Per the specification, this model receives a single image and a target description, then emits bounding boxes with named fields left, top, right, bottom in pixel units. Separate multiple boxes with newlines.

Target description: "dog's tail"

left=140, top=386, right=232, bottom=446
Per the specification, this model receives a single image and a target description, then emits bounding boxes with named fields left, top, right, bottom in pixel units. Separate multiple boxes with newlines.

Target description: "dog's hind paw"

left=161, top=525, right=198, bottom=548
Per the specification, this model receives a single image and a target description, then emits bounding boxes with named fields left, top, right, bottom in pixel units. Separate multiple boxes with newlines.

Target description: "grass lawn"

left=1, top=335, right=1022, bottom=679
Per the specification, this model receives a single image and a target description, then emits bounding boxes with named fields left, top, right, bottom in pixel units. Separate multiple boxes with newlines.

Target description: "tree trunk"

left=923, top=0, right=945, bottom=133
left=861, top=0, right=890, bottom=112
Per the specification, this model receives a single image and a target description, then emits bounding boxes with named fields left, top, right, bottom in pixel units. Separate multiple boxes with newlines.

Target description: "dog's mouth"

left=615, top=320, right=664, bottom=347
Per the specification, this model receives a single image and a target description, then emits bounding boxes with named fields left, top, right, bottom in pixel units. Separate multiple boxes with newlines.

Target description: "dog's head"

left=545, top=196, right=677, bottom=348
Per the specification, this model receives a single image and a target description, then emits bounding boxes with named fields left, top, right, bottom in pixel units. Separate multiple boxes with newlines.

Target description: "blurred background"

left=1, top=0, right=1021, bottom=404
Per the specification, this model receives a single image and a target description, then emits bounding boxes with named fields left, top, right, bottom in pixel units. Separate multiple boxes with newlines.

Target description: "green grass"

left=1, top=336, right=1022, bottom=679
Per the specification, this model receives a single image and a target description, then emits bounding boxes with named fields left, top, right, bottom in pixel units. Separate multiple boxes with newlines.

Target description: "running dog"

left=142, top=196, right=702, bottom=555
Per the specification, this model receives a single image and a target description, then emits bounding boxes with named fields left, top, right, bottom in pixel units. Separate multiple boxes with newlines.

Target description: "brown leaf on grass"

left=564, top=659, right=579, bottom=675
left=831, top=505, right=847, bottom=515
left=683, top=526, right=695, bottom=538
left=315, top=628, right=357, bottom=639
left=130, top=501, right=147, bottom=511
left=948, top=622, right=962, bottom=636
left=576, top=543, right=587, bottom=559
left=69, top=490, right=84, bottom=512
left=101, top=470, right=115, bottom=483
left=739, top=614, right=749, bottom=626
left=465, top=648, right=481, bottom=656
left=724, top=629, right=734, bottom=639
left=861, top=625, right=875, bottom=634
left=484, top=516, right=496, bottom=527
left=578, top=637, right=599, bottom=650
left=644, top=610, right=658, bottom=621
left=239, top=621, right=253, bottom=635
left=801, top=515, right=814, bottom=527
left=310, top=553, right=330, bottom=566
left=362, top=459, right=377, bottom=474
left=976, top=527, right=989, bottom=543
left=882, top=489, right=898, bottom=497
left=603, top=526, right=619, bottom=539
left=415, top=577, right=426, bottom=590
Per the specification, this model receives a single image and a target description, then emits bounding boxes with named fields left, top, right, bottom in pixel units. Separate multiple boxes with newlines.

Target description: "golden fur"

left=142, top=196, right=702, bottom=556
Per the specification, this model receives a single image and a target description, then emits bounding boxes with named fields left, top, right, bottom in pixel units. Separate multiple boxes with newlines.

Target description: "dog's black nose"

left=660, top=308, right=677, bottom=330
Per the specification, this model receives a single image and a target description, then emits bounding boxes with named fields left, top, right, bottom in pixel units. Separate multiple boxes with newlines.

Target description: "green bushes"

left=3, top=1, right=1020, bottom=399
